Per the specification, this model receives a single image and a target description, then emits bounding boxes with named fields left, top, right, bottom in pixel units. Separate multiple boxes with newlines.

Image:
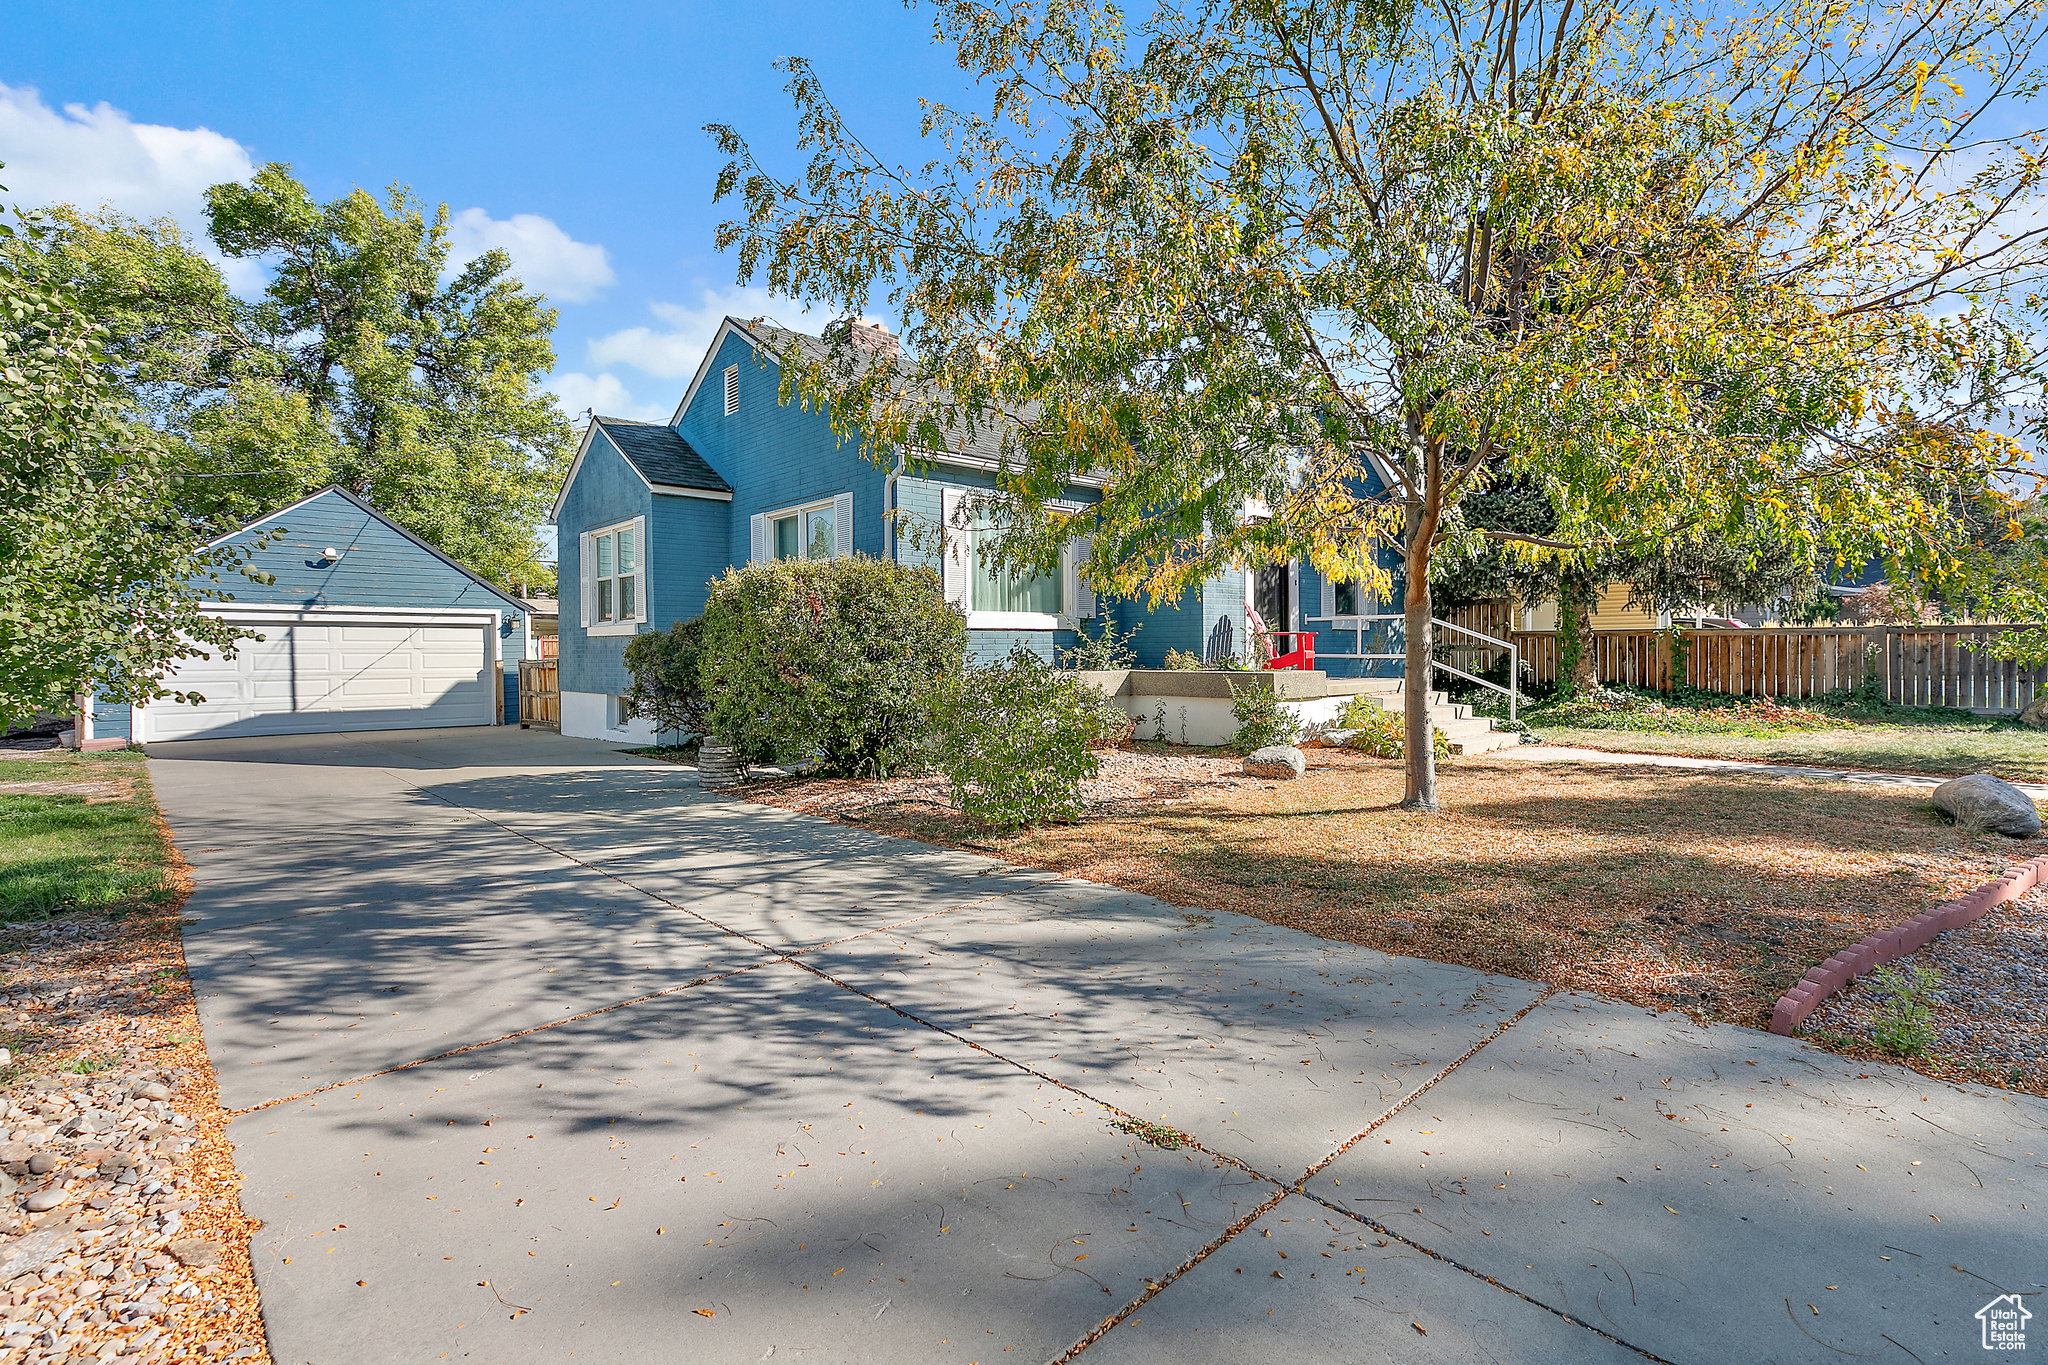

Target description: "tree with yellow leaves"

left=710, top=0, right=2047, bottom=810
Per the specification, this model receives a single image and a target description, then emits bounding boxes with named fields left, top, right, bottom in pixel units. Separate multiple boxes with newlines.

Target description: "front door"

left=1253, top=563, right=1291, bottom=630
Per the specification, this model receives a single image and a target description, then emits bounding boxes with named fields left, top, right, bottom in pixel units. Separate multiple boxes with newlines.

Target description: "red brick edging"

left=1769, top=853, right=2048, bottom=1035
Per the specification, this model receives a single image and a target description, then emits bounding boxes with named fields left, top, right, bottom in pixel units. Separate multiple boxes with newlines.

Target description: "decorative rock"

left=1931, top=772, right=2043, bottom=838
left=1302, top=729, right=1359, bottom=749
left=2019, top=693, right=2048, bottom=729
left=1241, top=745, right=1307, bottom=780
left=0, top=1143, right=26, bottom=1164
left=23, top=1189, right=65, bottom=1213
left=27, top=1078, right=65, bottom=1094
left=0, top=1171, right=14, bottom=1197
left=26, top=1153, right=57, bottom=1176
left=133, top=1081, right=171, bottom=1102
left=166, top=1239, right=221, bottom=1268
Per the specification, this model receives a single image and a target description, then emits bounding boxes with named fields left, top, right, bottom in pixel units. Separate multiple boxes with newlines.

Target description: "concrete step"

left=1331, top=687, right=1521, bottom=755
left=1448, top=728, right=1523, bottom=756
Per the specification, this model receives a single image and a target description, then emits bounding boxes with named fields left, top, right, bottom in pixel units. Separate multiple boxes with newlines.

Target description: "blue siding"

left=1123, top=573, right=1244, bottom=668
left=676, top=331, right=890, bottom=566
left=89, top=696, right=132, bottom=743
left=558, top=431, right=662, bottom=698
left=223, top=492, right=526, bottom=623
left=651, top=492, right=735, bottom=624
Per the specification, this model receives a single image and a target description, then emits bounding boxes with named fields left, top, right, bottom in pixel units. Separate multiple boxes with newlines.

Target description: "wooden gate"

left=518, top=658, right=559, bottom=729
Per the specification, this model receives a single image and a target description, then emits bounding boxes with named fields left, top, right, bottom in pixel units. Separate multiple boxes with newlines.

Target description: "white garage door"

left=145, top=621, right=493, bottom=741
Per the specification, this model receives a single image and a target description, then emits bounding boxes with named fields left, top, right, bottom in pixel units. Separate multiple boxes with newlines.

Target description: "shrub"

left=622, top=617, right=712, bottom=737
left=1059, top=617, right=1142, bottom=670
left=1868, top=964, right=1940, bottom=1057
left=1162, top=648, right=1204, bottom=670
left=1333, top=697, right=1451, bottom=759
left=933, top=647, right=1100, bottom=827
left=1083, top=691, right=1135, bottom=749
left=700, top=555, right=967, bottom=776
left=1228, top=683, right=1300, bottom=753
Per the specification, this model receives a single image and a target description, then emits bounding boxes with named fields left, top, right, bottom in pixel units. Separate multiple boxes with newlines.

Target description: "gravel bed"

left=1805, top=882, right=2048, bottom=1095
left=0, top=910, right=269, bottom=1364
left=738, top=746, right=1263, bottom=823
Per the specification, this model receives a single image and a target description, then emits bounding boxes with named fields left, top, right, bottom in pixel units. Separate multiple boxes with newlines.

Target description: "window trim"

left=762, top=497, right=844, bottom=561
left=966, top=609, right=1064, bottom=630
left=581, top=515, right=648, bottom=637
left=939, top=486, right=1078, bottom=630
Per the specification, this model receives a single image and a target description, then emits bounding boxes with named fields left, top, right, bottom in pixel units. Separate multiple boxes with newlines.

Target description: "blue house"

left=89, top=487, right=533, bottom=744
left=550, top=317, right=1424, bottom=743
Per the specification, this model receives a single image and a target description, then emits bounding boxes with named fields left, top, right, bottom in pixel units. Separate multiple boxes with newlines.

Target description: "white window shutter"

left=634, top=516, right=648, bottom=620
left=834, top=492, right=854, bottom=558
left=1319, top=568, right=1336, bottom=620
left=1072, top=537, right=1096, bottom=618
left=579, top=534, right=592, bottom=627
left=750, top=512, right=768, bottom=565
left=939, top=487, right=969, bottom=608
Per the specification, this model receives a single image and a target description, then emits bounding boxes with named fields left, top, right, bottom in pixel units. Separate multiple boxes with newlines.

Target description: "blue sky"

left=5, top=0, right=976, bottom=426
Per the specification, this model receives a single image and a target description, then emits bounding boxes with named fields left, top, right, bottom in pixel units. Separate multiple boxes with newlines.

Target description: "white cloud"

left=0, top=82, right=254, bottom=223
left=446, top=208, right=614, bottom=304
left=545, top=371, right=671, bottom=424
left=586, top=285, right=854, bottom=379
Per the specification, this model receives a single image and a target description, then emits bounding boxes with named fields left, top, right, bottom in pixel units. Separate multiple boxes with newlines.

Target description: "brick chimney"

left=847, top=320, right=901, bottom=360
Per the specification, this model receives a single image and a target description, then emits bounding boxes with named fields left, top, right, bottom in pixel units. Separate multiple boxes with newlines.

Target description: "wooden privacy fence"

left=518, top=658, right=559, bottom=729
left=1481, top=626, right=2045, bottom=713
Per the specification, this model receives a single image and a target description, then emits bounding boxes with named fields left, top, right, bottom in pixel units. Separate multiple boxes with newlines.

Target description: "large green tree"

left=0, top=207, right=268, bottom=730
left=710, top=0, right=2048, bottom=810
left=25, top=164, right=574, bottom=586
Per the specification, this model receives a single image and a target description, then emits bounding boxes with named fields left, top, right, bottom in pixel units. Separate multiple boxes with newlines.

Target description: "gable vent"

left=724, top=365, right=739, bottom=415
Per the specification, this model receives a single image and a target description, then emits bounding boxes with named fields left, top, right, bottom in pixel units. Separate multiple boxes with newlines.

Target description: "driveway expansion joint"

left=1294, top=985, right=1560, bottom=1187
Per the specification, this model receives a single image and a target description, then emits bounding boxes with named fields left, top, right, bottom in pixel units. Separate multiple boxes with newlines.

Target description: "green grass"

left=0, top=748, right=173, bottom=923
left=1521, top=688, right=2048, bottom=781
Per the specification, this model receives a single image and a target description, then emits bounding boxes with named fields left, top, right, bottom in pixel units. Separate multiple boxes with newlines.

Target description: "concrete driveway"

left=148, top=728, right=2046, bottom=1363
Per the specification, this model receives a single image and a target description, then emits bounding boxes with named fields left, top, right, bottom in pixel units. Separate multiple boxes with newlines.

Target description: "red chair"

left=1264, top=631, right=1315, bottom=671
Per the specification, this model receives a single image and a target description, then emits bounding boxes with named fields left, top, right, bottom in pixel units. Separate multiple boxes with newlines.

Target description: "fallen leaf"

left=694, top=1309, right=715, bottom=1318
left=1412, top=1323, right=1427, bottom=1335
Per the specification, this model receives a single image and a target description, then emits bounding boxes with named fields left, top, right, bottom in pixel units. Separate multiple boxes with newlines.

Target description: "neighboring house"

left=552, top=317, right=1279, bottom=743
left=88, top=487, right=530, bottom=744
left=517, top=596, right=560, bottom=650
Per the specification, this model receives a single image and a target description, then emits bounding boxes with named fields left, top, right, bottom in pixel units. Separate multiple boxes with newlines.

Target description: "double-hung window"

left=772, top=502, right=837, bottom=561
left=585, top=518, right=645, bottom=634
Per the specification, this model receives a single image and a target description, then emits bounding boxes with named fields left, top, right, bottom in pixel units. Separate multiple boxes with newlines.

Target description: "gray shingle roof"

left=591, top=417, right=732, bottom=494
left=728, top=318, right=1031, bottom=468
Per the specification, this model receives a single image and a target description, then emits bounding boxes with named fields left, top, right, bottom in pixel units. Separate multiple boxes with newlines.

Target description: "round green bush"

left=700, top=555, right=967, bottom=776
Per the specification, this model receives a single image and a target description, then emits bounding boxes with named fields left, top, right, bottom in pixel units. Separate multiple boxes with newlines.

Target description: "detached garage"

left=89, top=487, right=532, bottom=745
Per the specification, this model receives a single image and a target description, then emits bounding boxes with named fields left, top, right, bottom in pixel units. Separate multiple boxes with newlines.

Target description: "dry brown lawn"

left=736, top=747, right=2026, bottom=1035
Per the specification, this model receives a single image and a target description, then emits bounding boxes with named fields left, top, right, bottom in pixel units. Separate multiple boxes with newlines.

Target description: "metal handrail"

left=1314, top=614, right=1520, bottom=722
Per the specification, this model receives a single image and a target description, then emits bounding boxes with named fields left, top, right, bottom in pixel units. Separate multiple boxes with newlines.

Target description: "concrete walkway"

left=148, top=729, right=2046, bottom=1364
left=1501, top=742, right=2048, bottom=799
